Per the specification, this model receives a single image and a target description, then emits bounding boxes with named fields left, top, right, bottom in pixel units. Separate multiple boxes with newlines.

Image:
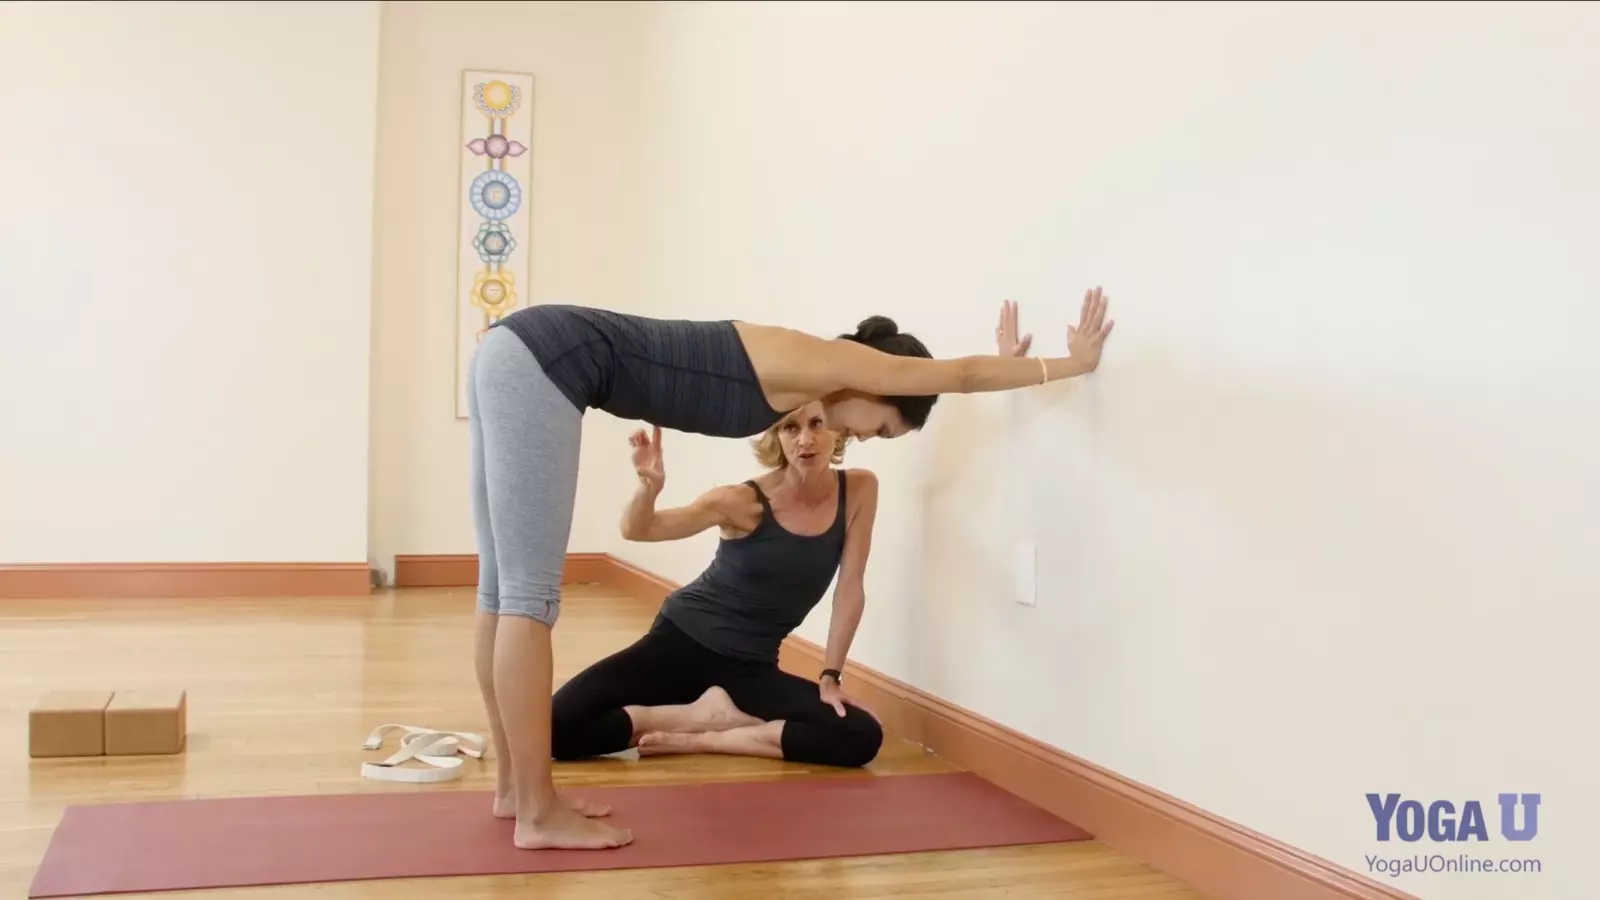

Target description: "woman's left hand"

left=995, top=299, right=1033, bottom=357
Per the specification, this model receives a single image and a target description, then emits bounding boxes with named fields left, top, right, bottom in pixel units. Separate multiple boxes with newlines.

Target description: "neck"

left=779, top=463, right=832, bottom=503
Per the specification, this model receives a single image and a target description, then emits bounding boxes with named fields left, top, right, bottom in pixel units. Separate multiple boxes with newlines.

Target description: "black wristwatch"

left=820, top=668, right=843, bottom=685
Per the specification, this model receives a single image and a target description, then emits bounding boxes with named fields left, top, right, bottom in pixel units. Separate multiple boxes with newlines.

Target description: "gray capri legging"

left=466, top=325, right=583, bottom=627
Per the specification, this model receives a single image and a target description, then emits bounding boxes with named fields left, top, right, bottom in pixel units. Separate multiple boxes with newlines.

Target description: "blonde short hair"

left=749, top=415, right=848, bottom=469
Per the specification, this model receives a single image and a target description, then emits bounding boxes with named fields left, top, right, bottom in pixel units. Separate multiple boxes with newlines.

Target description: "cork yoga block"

left=105, top=690, right=187, bottom=756
left=29, top=691, right=114, bottom=758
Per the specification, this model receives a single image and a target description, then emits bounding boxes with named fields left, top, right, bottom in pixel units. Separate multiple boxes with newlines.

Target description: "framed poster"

left=455, top=70, right=533, bottom=418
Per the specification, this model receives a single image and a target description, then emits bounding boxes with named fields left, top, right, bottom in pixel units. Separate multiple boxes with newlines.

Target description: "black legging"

left=551, top=616, right=883, bottom=768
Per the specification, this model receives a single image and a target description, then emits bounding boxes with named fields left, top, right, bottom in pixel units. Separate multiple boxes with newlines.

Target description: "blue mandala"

left=473, top=222, right=517, bottom=264
left=470, top=170, right=521, bottom=221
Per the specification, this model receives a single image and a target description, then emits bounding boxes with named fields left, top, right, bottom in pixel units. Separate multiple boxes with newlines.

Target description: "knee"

left=495, top=595, right=559, bottom=627
left=829, top=709, right=884, bottom=768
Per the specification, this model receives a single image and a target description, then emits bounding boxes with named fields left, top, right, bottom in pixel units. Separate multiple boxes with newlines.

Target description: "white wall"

left=612, top=4, right=1598, bottom=899
left=0, top=1, right=380, bottom=564
left=367, top=1, right=648, bottom=575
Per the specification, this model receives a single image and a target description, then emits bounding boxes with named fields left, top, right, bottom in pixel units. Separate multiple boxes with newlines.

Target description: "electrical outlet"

left=1015, top=541, right=1036, bottom=606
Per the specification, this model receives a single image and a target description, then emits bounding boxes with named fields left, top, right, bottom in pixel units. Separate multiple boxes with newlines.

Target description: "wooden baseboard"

left=586, top=553, right=1418, bottom=900
left=596, top=554, right=678, bottom=609
left=392, top=554, right=478, bottom=588
left=392, top=552, right=611, bottom=588
left=0, top=563, right=371, bottom=599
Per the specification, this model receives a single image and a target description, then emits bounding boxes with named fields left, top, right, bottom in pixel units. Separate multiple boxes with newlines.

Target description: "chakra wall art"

left=456, top=70, right=533, bottom=418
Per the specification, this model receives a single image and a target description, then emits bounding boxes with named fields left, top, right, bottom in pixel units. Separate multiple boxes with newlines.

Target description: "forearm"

left=823, top=588, right=866, bottom=672
left=955, top=354, right=1090, bottom=393
left=619, top=482, right=660, bottom=540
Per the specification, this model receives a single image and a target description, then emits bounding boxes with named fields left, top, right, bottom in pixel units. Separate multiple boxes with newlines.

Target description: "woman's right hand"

left=629, top=426, right=665, bottom=494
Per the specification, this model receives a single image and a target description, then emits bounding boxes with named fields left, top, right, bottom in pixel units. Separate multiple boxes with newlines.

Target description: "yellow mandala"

left=471, top=268, right=517, bottom=317
left=474, top=80, right=521, bottom=117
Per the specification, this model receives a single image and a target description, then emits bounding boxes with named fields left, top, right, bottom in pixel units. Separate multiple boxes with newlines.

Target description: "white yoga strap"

left=360, top=723, right=486, bottom=783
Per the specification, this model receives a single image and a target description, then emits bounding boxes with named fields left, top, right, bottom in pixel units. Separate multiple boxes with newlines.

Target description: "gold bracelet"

left=1038, top=357, right=1049, bottom=384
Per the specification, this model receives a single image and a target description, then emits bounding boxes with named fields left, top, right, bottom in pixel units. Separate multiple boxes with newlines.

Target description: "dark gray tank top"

left=655, top=471, right=848, bottom=664
left=493, top=304, right=783, bottom=438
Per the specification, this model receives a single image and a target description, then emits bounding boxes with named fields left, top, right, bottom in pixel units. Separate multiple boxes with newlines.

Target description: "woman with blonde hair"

left=548, top=400, right=882, bottom=772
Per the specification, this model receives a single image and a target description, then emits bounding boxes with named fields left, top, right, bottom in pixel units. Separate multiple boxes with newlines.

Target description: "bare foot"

left=636, top=731, right=707, bottom=756
left=492, top=790, right=516, bottom=819
left=514, top=805, right=633, bottom=850
left=495, top=790, right=610, bottom=819
left=686, top=686, right=762, bottom=732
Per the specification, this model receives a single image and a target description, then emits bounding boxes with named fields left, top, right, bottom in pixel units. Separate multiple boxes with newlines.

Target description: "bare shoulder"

left=731, top=321, right=860, bottom=405
left=731, top=320, right=826, bottom=351
left=842, top=468, right=879, bottom=510
left=730, top=322, right=832, bottom=372
left=701, top=482, right=761, bottom=513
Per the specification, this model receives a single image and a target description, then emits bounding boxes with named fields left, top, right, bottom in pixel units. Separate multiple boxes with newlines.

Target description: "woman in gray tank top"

left=469, top=291, right=1113, bottom=851
left=549, top=401, right=883, bottom=770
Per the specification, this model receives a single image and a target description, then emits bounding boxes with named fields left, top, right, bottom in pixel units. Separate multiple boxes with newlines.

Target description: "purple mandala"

left=467, top=135, right=528, bottom=160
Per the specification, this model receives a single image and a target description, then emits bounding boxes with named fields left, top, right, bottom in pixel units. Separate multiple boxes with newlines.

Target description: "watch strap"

left=820, top=668, right=843, bottom=684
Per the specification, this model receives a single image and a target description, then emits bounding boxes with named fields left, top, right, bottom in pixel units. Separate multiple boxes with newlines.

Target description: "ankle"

left=521, top=797, right=573, bottom=825
left=624, top=705, right=654, bottom=741
left=522, top=782, right=559, bottom=813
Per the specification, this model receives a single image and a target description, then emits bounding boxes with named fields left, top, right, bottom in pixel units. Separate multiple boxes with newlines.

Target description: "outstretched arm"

left=822, top=469, right=878, bottom=682
left=813, top=288, right=1113, bottom=397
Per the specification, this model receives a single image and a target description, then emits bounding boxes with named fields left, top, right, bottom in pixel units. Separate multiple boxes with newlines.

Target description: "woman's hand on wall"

left=995, top=298, right=1033, bottom=357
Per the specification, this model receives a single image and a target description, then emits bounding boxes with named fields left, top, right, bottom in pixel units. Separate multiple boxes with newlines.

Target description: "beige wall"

left=367, top=1, right=648, bottom=575
left=611, top=4, right=1596, bottom=899
left=0, top=0, right=380, bottom=564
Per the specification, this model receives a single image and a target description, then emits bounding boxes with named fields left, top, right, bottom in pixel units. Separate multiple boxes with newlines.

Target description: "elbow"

left=621, top=522, right=663, bottom=543
left=833, top=585, right=866, bottom=613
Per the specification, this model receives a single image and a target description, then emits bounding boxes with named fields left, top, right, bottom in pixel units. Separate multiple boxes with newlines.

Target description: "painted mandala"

left=466, top=135, right=528, bottom=159
left=471, top=268, right=517, bottom=314
left=473, top=222, right=517, bottom=264
left=474, top=80, right=521, bottom=118
left=470, top=170, right=521, bottom=221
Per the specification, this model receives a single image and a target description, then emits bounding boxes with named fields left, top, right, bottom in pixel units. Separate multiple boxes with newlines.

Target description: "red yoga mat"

left=29, top=772, right=1090, bottom=897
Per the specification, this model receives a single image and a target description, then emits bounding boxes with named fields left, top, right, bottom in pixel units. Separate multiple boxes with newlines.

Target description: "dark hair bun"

left=852, top=316, right=900, bottom=343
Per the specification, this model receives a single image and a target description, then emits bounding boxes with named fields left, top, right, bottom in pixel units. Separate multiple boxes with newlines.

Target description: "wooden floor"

left=1, top=585, right=1205, bottom=899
